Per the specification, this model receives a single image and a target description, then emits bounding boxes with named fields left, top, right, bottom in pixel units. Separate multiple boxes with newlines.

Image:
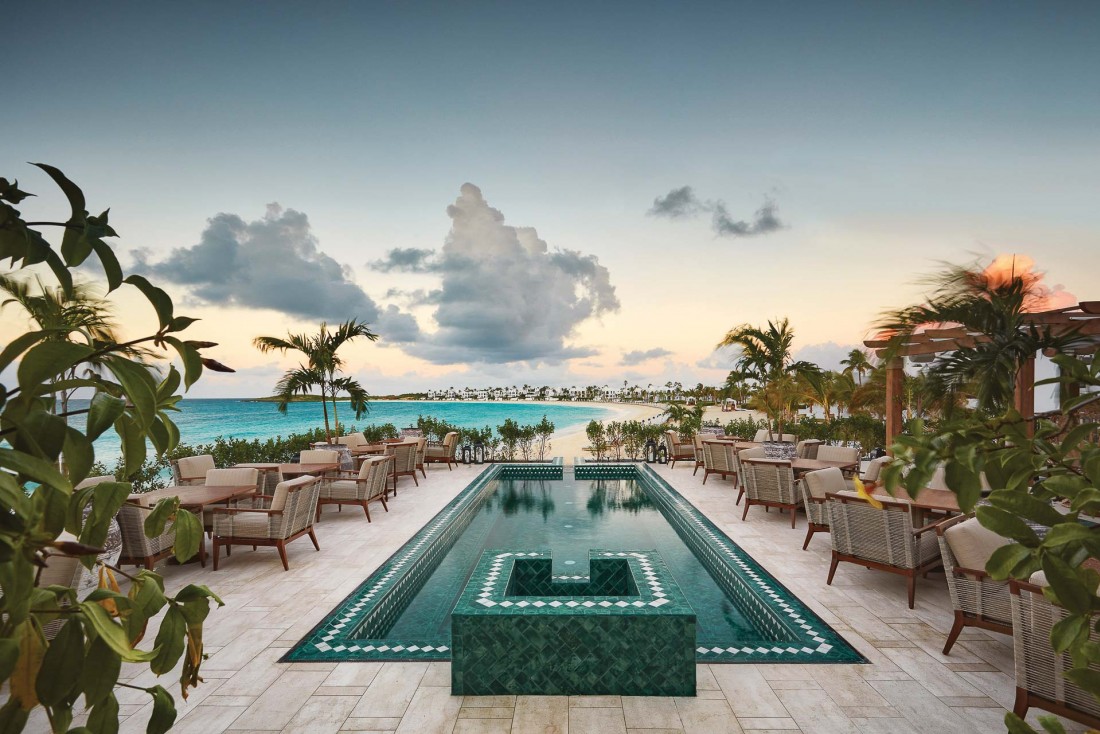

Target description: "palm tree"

left=254, top=320, right=378, bottom=441
left=840, top=348, right=873, bottom=386
left=0, top=274, right=156, bottom=422
left=718, top=318, right=820, bottom=436
left=877, top=260, right=1070, bottom=414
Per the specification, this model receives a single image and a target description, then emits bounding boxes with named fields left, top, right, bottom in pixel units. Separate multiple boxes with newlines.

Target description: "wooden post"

left=1014, top=355, right=1036, bottom=438
left=885, top=358, right=904, bottom=456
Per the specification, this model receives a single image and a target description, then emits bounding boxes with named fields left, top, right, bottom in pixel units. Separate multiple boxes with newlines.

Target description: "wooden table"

left=277, top=463, right=339, bottom=479
left=351, top=445, right=387, bottom=457
left=791, top=458, right=860, bottom=476
left=127, top=484, right=258, bottom=566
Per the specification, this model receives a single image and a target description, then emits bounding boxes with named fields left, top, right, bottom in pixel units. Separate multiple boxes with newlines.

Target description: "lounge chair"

left=936, top=513, right=1012, bottom=653
left=664, top=430, right=694, bottom=467
left=210, top=475, right=322, bottom=571
left=826, top=491, right=941, bottom=608
left=799, top=467, right=854, bottom=550
left=386, top=441, right=419, bottom=494
left=171, top=454, right=215, bottom=486
left=741, top=458, right=800, bottom=528
left=1010, top=573, right=1100, bottom=728
left=425, top=431, right=460, bottom=469
left=317, top=455, right=391, bottom=522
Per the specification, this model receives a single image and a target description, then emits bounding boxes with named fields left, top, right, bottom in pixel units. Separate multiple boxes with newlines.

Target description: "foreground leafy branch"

left=0, top=166, right=230, bottom=733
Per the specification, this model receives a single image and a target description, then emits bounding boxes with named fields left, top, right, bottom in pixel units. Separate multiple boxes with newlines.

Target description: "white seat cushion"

left=944, top=517, right=1011, bottom=571
left=804, top=468, right=851, bottom=498
left=224, top=513, right=273, bottom=539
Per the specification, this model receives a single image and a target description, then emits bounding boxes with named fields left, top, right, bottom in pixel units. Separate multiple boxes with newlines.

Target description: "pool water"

left=387, top=477, right=759, bottom=645
left=286, top=464, right=863, bottom=664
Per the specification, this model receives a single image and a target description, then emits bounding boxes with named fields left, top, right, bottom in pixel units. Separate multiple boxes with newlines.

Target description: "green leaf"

left=1063, top=667, right=1100, bottom=695
left=78, top=637, right=119, bottom=707
left=172, top=510, right=203, bottom=564
left=0, top=470, right=31, bottom=522
left=156, top=366, right=181, bottom=404
left=86, top=691, right=120, bottom=734
left=86, top=392, right=126, bottom=441
left=944, top=462, right=982, bottom=511
left=16, top=341, right=94, bottom=394
left=1050, top=613, right=1089, bottom=654
left=36, top=618, right=83, bottom=706
left=986, top=543, right=1033, bottom=580
left=167, top=316, right=198, bottom=333
left=0, top=330, right=49, bottom=374
left=976, top=506, right=1041, bottom=547
left=147, top=417, right=170, bottom=455
left=987, top=490, right=1067, bottom=528
left=62, top=426, right=94, bottom=485
left=0, top=697, right=29, bottom=733
left=149, top=606, right=186, bottom=675
left=78, top=602, right=158, bottom=663
left=123, top=275, right=173, bottom=329
left=88, top=237, right=123, bottom=292
left=1004, top=712, right=1040, bottom=734
left=162, top=336, right=203, bottom=390
left=32, top=163, right=86, bottom=222
left=78, top=483, right=131, bottom=564
left=114, top=415, right=147, bottom=478
left=103, top=356, right=157, bottom=429
left=146, top=686, right=177, bottom=734
left=0, top=638, right=20, bottom=681
left=1040, top=554, right=1094, bottom=615
left=10, top=619, right=44, bottom=709
left=144, top=498, right=178, bottom=538
left=0, top=446, right=72, bottom=492
left=1042, top=523, right=1097, bottom=548
left=15, top=408, right=69, bottom=463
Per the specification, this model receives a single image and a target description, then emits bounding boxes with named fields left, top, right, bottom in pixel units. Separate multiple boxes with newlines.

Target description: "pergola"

left=863, top=301, right=1100, bottom=453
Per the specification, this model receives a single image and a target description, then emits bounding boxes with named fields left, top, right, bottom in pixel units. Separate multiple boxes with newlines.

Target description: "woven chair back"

left=827, top=495, right=919, bottom=568
left=742, top=459, right=797, bottom=504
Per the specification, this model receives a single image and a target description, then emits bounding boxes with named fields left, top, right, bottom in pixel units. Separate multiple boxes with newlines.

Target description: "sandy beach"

left=545, top=401, right=665, bottom=464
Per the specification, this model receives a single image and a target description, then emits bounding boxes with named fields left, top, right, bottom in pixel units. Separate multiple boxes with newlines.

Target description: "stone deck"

left=26, top=462, right=1087, bottom=733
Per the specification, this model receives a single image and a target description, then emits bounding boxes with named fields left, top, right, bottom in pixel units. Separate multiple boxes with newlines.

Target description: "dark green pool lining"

left=283, top=460, right=864, bottom=664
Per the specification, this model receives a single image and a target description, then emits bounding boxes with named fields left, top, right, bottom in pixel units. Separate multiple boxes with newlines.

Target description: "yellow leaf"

left=854, top=476, right=883, bottom=510
left=10, top=620, right=44, bottom=710
left=98, top=566, right=120, bottom=617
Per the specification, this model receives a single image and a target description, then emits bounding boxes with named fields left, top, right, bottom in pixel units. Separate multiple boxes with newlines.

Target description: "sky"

left=3, top=2, right=1099, bottom=398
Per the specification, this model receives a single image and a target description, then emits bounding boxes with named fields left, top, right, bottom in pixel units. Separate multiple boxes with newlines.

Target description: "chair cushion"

left=75, top=475, right=116, bottom=490
left=300, top=449, right=339, bottom=464
left=325, top=479, right=361, bottom=500
left=176, top=455, right=215, bottom=481
left=205, top=468, right=259, bottom=487
left=223, top=513, right=273, bottom=539
left=270, top=475, right=314, bottom=511
left=944, top=517, right=1011, bottom=571
left=804, top=468, right=850, bottom=498
left=833, top=489, right=911, bottom=504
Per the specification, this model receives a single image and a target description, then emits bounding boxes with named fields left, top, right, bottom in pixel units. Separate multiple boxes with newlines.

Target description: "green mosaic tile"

left=452, top=550, right=696, bottom=696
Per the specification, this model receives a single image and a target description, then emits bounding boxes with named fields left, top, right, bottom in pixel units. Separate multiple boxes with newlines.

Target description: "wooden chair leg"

left=412, top=473, right=419, bottom=487
left=736, top=487, right=744, bottom=505
left=308, top=527, right=320, bottom=551
left=942, top=611, right=966, bottom=654
left=1013, top=687, right=1029, bottom=719
left=826, top=554, right=839, bottom=585
left=790, top=506, right=797, bottom=529
left=362, top=502, right=371, bottom=521
left=802, top=526, right=814, bottom=550
left=226, top=544, right=231, bottom=556
left=741, top=500, right=751, bottom=521
left=276, top=540, right=290, bottom=571
left=907, top=573, right=917, bottom=609
left=212, top=539, right=221, bottom=571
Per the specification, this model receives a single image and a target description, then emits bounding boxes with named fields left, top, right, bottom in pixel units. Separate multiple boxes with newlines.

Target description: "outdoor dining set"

left=113, top=431, right=462, bottom=573
left=663, top=426, right=1100, bottom=728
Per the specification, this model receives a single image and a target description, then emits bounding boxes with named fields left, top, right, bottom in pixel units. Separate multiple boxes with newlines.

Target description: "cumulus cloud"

left=648, top=186, right=786, bottom=238
left=407, top=183, right=620, bottom=364
left=621, top=347, right=673, bottom=365
left=369, top=247, right=438, bottom=273
left=696, top=345, right=740, bottom=370
left=133, top=204, right=382, bottom=322
left=792, top=342, right=862, bottom=372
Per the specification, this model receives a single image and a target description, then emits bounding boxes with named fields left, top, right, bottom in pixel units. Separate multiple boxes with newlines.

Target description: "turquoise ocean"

left=71, top=399, right=615, bottom=465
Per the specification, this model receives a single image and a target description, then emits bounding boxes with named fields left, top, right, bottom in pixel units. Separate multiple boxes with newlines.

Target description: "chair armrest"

left=912, top=521, right=940, bottom=536
left=208, top=507, right=284, bottom=516
left=951, top=565, right=993, bottom=581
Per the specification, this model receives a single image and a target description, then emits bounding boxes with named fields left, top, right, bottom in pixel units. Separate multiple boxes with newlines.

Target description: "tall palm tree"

left=877, top=261, right=1070, bottom=414
left=840, top=348, right=873, bottom=386
left=0, top=274, right=156, bottom=421
left=254, top=320, right=378, bottom=441
left=718, top=318, right=820, bottom=436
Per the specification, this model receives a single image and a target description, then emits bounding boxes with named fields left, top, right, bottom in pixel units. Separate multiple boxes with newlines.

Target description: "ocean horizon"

left=72, top=398, right=621, bottom=465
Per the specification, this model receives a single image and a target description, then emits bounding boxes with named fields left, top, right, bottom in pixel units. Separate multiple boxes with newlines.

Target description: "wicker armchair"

left=936, top=513, right=1013, bottom=653
left=317, top=455, right=391, bottom=522
left=861, top=455, right=892, bottom=490
left=413, top=436, right=427, bottom=478
left=299, top=449, right=340, bottom=465
left=664, top=430, right=694, bottom=467
left=171, top=454, right=215, bottom=485
left=826, top=491, right=941, bottom=608
left=692, top=433, right=707, bottom=475
left=1010, top=575, right=1100, bottom=728
left=741, top=458, right=800, bottom=528
left=795, top=439, right=824, bottom=459
left=425, top=431, right=460, bottom=469
left=210, top=475, right=322, bottom=571
left=799, top=467, right=854, bottom=550
left=201, top=467, right=261, bottom=531
left=386, top=441, right=419, bottom=495
left=700, top=441, right=736, bottom=484
left=118, top=497, right=176, bottom=570
left=733, top=447, right=766, bottom=504
left=816, top=445, right=860, bottom=472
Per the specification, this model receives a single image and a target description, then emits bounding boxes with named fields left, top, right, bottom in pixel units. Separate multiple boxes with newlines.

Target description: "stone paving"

left=24, top=462, right=1087, bottom=733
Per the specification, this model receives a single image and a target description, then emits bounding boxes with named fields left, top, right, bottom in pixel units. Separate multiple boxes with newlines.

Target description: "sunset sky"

left=4, top=3, right=1099, bottom=398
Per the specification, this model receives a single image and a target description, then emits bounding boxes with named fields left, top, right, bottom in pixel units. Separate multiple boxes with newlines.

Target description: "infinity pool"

left=286, top=464, right=862, bottom=664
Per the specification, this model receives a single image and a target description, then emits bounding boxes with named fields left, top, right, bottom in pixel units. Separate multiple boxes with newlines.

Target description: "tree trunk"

left=320, top=382, right=332, bottom=443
